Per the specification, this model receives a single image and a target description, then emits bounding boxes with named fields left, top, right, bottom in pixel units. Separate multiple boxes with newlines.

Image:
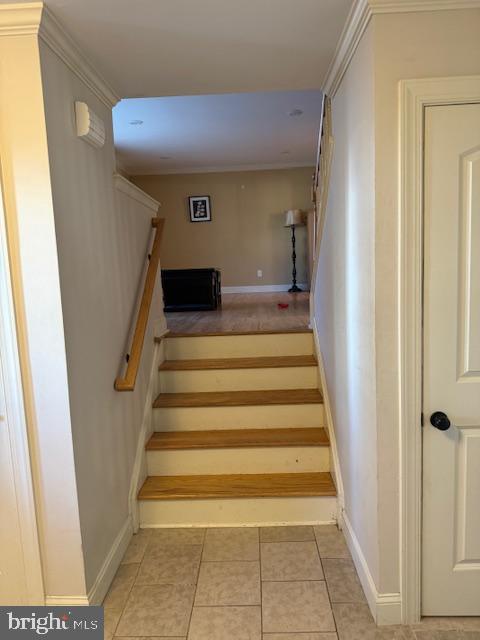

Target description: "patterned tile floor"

left=104, top=525, right=480, bottom=640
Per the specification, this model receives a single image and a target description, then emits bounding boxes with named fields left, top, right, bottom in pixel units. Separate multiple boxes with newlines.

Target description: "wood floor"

left=165, top=292, right=310, bottom=334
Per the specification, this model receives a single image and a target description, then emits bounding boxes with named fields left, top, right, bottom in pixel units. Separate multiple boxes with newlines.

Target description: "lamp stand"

left=288, top=224, right=302, bottom=293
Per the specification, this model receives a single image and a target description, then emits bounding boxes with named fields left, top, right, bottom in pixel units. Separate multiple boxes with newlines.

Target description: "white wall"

left=373, top=8, right=480, bottom=595
left=39, top=41, right=166, bottom=593
left=0, top=30, right=86, bottom=599
left=314, top=23, right=379, bottom=586
left=315, top=5, right=480, bottom=612
left=0, top=12, right=166, bottom=599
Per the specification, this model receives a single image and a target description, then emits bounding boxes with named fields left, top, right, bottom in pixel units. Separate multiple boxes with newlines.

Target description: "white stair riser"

left=146, top=446, right=330, bottom=476
left=158, top=366, right=317, bottom=393
left=164, top=333, right=314, bottom=360
left=153, top=403, right=324, bottom=431
left=139, top=496, right=337, bottom=527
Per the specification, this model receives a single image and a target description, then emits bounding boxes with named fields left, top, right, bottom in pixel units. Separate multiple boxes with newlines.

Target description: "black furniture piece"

left=161, top=268, right=221, bottom=312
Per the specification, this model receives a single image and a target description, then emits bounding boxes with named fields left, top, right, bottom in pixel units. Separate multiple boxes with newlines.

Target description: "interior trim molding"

left=0, top=3, right=119, bottom=108
left=323, top=0, right=480, bottom=97
left=322, top=0, right=371, bottom=98
left=342, top=512, right=402, bottom=625
left=0, top=2, right=43, bottom=35
left=311, top=316, right=345, bottom=527
left=86, top=515, right=133, bottom=606
left=47, top=515, right=133, bottom=606
left=142, top=519, right=336, bottom=529
left=221, top=284, right=309, bottom=294
left=128, top=335, right=167, bottom=532
left=114, top=174, right=161, bottom=212
left=0, top=150, right=45, bottom=605
left=138, top=163, right=314, bottom=176
left=39, top=6, right=119, bottom=108
left=371, top=0, right=480, bottom=9
left=45, top=596, right=90, bottom=606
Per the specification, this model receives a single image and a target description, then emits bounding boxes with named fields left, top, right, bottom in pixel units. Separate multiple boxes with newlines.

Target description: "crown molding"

left=323, top=0, right=480, bottom=97
left=0, top=2, right=119, bottom=109
left=39, top=6, right=119, bottom=108
left=113, top=174, right=160, bottom=212
left=133, top=162, right=314, bottom=176
left=0, top=2, right=43, bottom=36
left=322, top=0, right=371, bottom=98
left=371, top=0, right=480, bottom=11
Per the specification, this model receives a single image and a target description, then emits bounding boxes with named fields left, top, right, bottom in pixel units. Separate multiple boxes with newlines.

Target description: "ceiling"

left=16, top=0, right=352, bottom=98
left=113, top=90, right=323, bottom=175
left=3, top=1, right=353, bottom=174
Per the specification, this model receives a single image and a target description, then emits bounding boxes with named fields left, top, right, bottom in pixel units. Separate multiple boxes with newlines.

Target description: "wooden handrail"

left=114, top=216, right=165, bottom=391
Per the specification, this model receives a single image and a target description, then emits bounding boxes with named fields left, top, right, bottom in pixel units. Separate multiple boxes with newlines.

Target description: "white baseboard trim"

left=311, top=316, right=345, bottom=527
left=222, top=284, right=309, bottom=294
left=86, top=515, right=133, bottom=606
left=342, top=512, right=402, bottom=625
left=128, top=332, right=167, bottom=532
left=45, top=596, right=90, bottom=606
left=141, top=519, right=336, bottom=529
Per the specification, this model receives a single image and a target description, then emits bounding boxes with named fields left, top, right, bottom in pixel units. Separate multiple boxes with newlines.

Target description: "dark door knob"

left=430, top=411, right=451, bottom=431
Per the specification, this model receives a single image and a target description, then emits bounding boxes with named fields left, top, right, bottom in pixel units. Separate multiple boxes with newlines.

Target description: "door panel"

left=422, top=103, right=480, bottom=616
left=458, top=146, right=480, bottom=379
left=454, top=426, right=480, bottom=566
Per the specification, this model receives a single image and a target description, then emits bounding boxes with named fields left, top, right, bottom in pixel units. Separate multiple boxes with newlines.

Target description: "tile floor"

left=104, top=525, right=480, bottom=640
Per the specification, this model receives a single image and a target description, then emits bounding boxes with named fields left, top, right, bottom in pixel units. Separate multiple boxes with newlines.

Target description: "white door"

left=422, top=102, right=480, bottom=615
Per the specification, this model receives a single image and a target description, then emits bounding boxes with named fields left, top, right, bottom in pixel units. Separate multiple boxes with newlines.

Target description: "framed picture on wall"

left=189, top=196, right=212, bottom=222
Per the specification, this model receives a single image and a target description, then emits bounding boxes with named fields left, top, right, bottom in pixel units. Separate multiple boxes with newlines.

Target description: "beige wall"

left=314, top=22, right=379, bottom=587
left=133, top=168, right=313, bottom=287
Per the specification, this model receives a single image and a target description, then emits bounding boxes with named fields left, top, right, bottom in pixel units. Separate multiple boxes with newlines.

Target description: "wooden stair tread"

left=138, top=472, right=336, bottom=500
left=147, top=427, right=329, bottom=450
left=153, top=388, right=323, bottom=408
left=159, top=355, right=317, bottom=371
left=156, top=329, right=312, bottom=340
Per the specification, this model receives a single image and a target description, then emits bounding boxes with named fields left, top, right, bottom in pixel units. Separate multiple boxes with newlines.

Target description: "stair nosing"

left=155, top=328, right=313, bottom=341
left=146, top=427, right=329, bottom=450
left=153, top=388, right=323, bottom=409
left=159, top=355, right=317, bottom=372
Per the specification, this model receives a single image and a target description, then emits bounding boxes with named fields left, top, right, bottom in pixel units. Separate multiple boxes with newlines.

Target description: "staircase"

left=138, top=329, right=337, bottom=527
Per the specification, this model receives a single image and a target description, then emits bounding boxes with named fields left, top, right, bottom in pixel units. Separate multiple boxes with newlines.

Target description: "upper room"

left=15, top=0, right=352, bottom=313
left=112, top=89, right=324, bottom=295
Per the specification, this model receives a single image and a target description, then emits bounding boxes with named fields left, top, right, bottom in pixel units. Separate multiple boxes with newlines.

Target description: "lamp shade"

left=284, top=209, right=304, bottom=227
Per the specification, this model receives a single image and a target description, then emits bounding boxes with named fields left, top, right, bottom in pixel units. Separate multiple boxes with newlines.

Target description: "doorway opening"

left=112, top=90, right=325, bottom=335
